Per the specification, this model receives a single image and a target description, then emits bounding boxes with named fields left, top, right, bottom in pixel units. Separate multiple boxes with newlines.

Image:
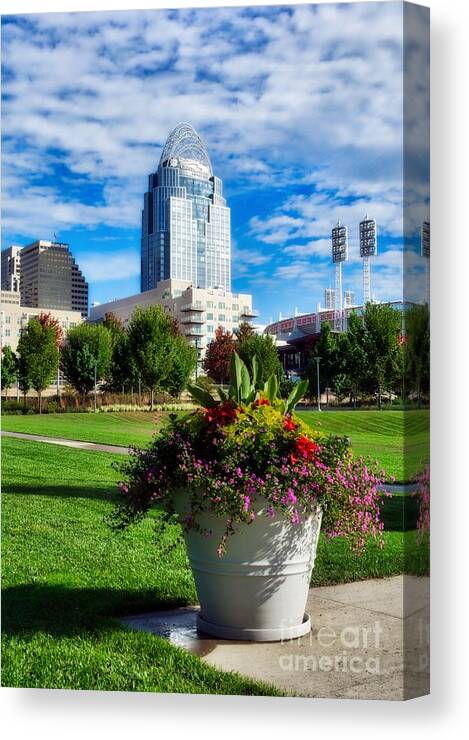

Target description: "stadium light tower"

left=331, top=220, right=348, bottom=331
left=421, top=220, right=430, bottom=304
left=359, top=214, right=377, bottom=304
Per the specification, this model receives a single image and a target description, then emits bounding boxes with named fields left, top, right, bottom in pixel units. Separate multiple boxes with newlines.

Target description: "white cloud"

left=1, top=3, right=410, bottom=240
left=79, top=250, right=140, bottom=282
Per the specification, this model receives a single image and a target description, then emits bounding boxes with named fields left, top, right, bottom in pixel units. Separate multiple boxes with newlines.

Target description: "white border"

left=1, top=0, right=468, bottom=736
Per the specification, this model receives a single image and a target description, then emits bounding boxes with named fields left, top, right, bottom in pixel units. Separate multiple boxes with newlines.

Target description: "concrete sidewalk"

left=122, top=575, right=429, bottom=700
left=1, top=430, right=131, bottom=455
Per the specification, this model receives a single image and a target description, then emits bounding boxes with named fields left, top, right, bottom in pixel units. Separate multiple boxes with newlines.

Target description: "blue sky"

left=1, top=2, right=429, bottom=325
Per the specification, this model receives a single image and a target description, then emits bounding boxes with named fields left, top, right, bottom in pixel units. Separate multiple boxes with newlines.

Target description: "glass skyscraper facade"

left=141, top=123, right=231, bottom=292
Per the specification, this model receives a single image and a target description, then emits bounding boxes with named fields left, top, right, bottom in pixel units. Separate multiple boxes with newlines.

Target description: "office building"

left=19, top=240, right=88, bottom=318
left=141, top=123, right=231, bottom=293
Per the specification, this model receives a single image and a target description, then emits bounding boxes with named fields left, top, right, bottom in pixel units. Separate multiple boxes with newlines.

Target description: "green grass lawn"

left=1, top=438, right=279, bottom=694
left=299, top=410, right=429, bottom=483
left=1, top=410, right=162, bottom=448
left=1, top=437, right=428, bottom=691
left=2, top=408, right=429, bottom=481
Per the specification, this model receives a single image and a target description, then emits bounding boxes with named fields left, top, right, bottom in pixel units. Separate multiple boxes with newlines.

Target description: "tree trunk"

left=378, top=383, right=382, bottom=411
left=326, top=387, right=329, bottom=405
left=38, top=390, right=42, bottom=414
left=150, top=389, right=154, bottom=411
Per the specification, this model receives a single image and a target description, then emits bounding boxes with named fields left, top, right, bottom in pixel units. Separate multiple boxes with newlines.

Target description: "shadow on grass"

left=4, top=483, right=118, bottom=503
left=1, top=582, right=191, bottom=638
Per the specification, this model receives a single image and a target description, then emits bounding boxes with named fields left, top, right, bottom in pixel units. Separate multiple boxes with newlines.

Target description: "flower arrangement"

left=111, top=353, right=387, bottom=555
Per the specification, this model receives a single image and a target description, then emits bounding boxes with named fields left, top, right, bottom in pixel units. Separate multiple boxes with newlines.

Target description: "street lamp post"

left=93, top=361, right=97, bottom=413
left=315, top=356, right=322, bottom=412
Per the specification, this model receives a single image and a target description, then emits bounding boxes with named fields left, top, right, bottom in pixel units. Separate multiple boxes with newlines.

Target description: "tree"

left=37, top=312, right=64, bottom=347
left=17, top=353, right=31, bottom=406
left=342, top=312, right=368, bottom=406
left=306, top=322, right=336, bottom=404
left=101, top=313, right=138, bottom=393
left=107, top=331, right=139, bottom=393
left=61, top=323, right=113, bottom=398
left=362, top=303, right=402, bottom=410
left=234, top=321, right=255, bottom=344
left=203, top=326, right=237, bottom=384
left=1, top=346, right=17, bottom=397
left=17, top=318, right=60, bottom=413
left=127, top=305, right=195, bottom=408
left=103, top=312, right=125, bottom=345
left=404, top=303, right=430, bottom=406
left=237, top=332, right=284, bottom=389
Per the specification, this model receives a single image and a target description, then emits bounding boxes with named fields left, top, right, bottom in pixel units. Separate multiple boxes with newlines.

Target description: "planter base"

left=196, top=612, right=311, bottom=642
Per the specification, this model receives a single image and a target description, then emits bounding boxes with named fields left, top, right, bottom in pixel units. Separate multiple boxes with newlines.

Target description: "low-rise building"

left=0, top=290, right=82, bottom=353
left=89, top=278, right=258, bottom=357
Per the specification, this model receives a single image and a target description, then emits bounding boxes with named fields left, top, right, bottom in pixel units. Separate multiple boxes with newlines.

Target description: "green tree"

left=404, top=303, right=430, bottom=406
left=1, top=346, right=17, bottom=397
left=17, top=353, right=31, bottom=406
left=306, top=322, right=336, bottom=404
left=342, top=312, right=368, bottom=406
left=234, top=321, right=255, bottom=344
left=61, top=323, right=113, bottom=398
left=237, top=332, right=284, bottom=389
left=17, top=318, right=60, bottom=413
left=107, top=331, right=140, bottom=393
left=362, top=303, right=402, bottom=409
left=127, top=305, right=195, bottom=408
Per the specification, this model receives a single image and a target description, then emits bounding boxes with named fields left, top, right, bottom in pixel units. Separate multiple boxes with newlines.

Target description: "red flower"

left=283, top=416, right=297, bottom=432
left=205, top=401, right=237, bottom=427
left=253, top=398, right=270, bottom=407
left=295, top=436, right=320, bottom=460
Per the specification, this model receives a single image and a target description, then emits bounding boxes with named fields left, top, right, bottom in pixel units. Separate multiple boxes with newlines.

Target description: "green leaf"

left=245, top=388, right=257, bottom=404
left=285, top=379, right=309, bottom=414
left=264, top=373, right=279, bottom=404
left=216, top=386, right=228, bottom=402
left=186, top=383, right=218, bottom=408
left=240, top=364, right=251, bottom=401
left=229, top=352, right=242, bottom=397
left=252, top=356, right=260, bottom=388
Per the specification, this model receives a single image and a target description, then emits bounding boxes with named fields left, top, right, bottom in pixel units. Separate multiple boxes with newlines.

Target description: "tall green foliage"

left=17, top=318, right=60, bottom=412
left=61, top=323, right=113, bottom=397
left=127, top=306, right=196, bottom=407
left=1, top=346, right=17, bottom=394
left=362, top=303, right=402, bottom=409
left=237, top=332, right=284, bottom=388
left=404, top=303, right=430, bottom=405
left=306, top=322, right=336, bottom=402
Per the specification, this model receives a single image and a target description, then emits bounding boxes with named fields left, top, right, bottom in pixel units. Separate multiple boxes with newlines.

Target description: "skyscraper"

left=1, top=246, right=22, bottom=292
left=19, top=240, right=88, bottom=318
left=141, top=123, right=231, bottom=293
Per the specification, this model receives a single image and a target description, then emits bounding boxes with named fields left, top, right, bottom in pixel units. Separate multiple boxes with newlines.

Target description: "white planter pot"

left=175, top=494, right=322, bottom=642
